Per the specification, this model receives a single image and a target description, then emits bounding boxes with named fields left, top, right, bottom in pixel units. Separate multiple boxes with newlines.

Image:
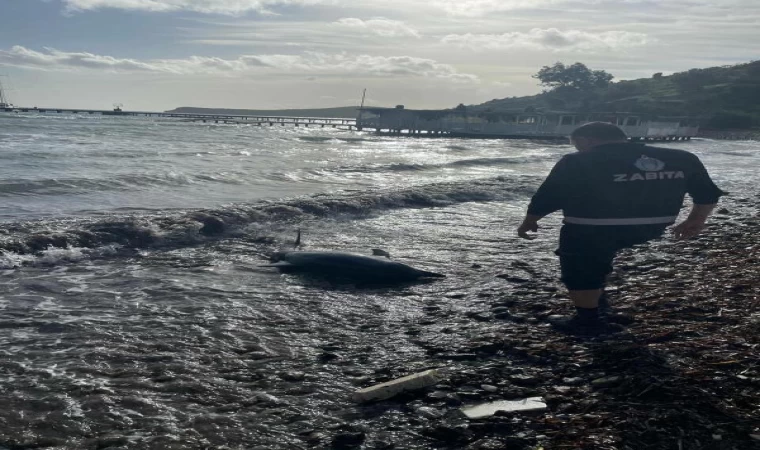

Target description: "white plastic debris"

left=416, top=406, right=445, bottom=419
left=351, top=369, right=443, bottom=403
left=461, top=397, right=547, bottom=419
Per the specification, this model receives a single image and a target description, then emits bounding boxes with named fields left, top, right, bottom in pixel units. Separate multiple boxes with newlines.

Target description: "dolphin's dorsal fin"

left=372, top=249, right=391, bottom=259
left=294, top=229, right=301, bottom=249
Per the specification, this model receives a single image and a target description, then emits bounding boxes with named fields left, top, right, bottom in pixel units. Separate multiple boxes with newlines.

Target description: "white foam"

left=0, top=251, right=34, bottom=269
left=36, top=247, right=86, bottom=265
left=34, top=296, right=59, bottom=311
left=0, top=246, right=92, bottom=270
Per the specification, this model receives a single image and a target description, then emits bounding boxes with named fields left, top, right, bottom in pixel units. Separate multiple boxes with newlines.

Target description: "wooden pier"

left=1, top=105, right=696, bottom=141
left=2, top=106, right=357, bottom=130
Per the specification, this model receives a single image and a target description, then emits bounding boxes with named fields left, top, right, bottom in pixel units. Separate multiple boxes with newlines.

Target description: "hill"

left=164, top=106, right=360, bottom=118
left=470, top=60, right=760, bottom=130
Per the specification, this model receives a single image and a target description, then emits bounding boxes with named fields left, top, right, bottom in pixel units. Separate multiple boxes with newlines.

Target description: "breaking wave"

left=331, top=155, right=554, bottom=175
left=0, top=172, right=247, bottom=196
left=297, top=136, right=368, bottom=144
left=0, top=176, right=539, bottom=263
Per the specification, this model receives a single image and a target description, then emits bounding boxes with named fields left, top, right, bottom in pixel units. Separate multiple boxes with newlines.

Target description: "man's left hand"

left=673, top=219, right=706, bottom=240
left=517, top=221, right=539, bottom=240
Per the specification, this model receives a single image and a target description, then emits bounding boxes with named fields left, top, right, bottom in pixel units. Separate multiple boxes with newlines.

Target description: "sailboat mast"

left=0, top=78, right=7, bottom=106
left=357, top=88, right=367, bottom=129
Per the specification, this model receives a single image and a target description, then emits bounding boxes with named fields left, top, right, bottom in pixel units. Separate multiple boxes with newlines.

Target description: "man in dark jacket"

left=517, top=122, right=723, bottom=335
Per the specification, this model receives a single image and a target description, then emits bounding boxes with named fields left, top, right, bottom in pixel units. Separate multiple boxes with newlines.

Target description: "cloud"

left=0, top=46, right=478, bottom=82
left=50, top=0, right=760, bottom=21
left=442, top=28, right=651, bottom=52
left=58, top=0, right=589, bottom=15
left=430, top=0, right=579, bottom=16
left=254, top=53, right=478, bottom=82
left=57, top=0, right=571, bottom=15
left=334, top=18, right=421, bottom=38
left=0, top=45, right=166, bottom=71
left=429, top=0, right=760, bottom=18
left=60, top=0, right=331, bottom=15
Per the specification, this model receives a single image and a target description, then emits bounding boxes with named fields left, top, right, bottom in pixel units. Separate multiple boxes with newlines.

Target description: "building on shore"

left=357, top=106, right=698, bottom=140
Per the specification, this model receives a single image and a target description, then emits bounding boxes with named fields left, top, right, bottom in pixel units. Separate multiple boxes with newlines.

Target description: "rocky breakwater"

left=316, top=195, right=759, bottom=450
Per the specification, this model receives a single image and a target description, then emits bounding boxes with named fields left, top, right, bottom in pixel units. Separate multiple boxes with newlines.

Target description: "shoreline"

left=310, top=194, right=760, bottom=449
left=0, top=195, right=756, bottom=449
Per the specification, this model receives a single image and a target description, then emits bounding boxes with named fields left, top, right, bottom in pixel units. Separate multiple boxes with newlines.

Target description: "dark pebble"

left=94, top=435, right=129, bottom=449
left=422, top=425, right=470, bottom=443
left=509, top=374, right=540, bottom=386
left=467, top=438, right=509, bottom=450
left=466, top=312, right=493, bottom=322
left=319, top=352, right=340, bottom=362
left=444, top=394, right=464, bottom=406
left=496, top=275, right=531, bottom=283
left=331, top=431, right=366, bottom=449
left=279, top=371, right=306, bottom=382
left=305, top=431, right=329, bottom=445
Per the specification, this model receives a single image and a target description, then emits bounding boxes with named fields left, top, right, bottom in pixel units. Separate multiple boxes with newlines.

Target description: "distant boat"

left=0, top=77, right=16, bottom=111
left=103, top=102, right=126, bottom=115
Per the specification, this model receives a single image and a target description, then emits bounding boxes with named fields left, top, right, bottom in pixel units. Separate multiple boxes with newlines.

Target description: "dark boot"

left=598, top=292, right=635, bottom=325
left=598, top=291, right=611, bottom=312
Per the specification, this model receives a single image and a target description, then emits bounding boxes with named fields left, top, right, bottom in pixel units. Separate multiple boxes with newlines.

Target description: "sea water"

left=0, top=112, right=756, bottom=448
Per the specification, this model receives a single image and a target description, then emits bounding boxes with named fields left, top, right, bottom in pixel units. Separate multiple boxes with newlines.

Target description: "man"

left=517, top=122, right=723, bottom=335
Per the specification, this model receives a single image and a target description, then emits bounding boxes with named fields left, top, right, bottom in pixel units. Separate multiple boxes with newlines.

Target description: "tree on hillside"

left=534, top=62, right=614, bottom=91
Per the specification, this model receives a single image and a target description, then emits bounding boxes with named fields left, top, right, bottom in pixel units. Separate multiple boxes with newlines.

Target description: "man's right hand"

left=517, top=221, right=539, bottom=240
left=673, top=219, right=706, bottom=240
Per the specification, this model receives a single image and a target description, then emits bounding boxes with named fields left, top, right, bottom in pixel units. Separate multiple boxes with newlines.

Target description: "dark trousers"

left=556, top=224, right=667, bottom=291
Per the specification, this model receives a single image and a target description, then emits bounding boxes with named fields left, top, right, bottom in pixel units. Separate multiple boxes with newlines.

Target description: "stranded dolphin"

left=262, top=231, right=445, bottom=284
left=263, top=251, right=445, bottom=283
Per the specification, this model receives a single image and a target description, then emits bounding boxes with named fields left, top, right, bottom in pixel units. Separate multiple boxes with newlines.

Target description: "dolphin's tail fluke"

left=417, top=269, right=446, bottom=278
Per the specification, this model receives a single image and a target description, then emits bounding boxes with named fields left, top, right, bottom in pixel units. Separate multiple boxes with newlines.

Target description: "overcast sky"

left=1, top=0, right=758, bottom=111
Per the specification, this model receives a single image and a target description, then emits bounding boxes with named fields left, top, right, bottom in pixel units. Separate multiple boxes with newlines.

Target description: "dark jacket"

left=527, top=142, right=724, bottom=226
